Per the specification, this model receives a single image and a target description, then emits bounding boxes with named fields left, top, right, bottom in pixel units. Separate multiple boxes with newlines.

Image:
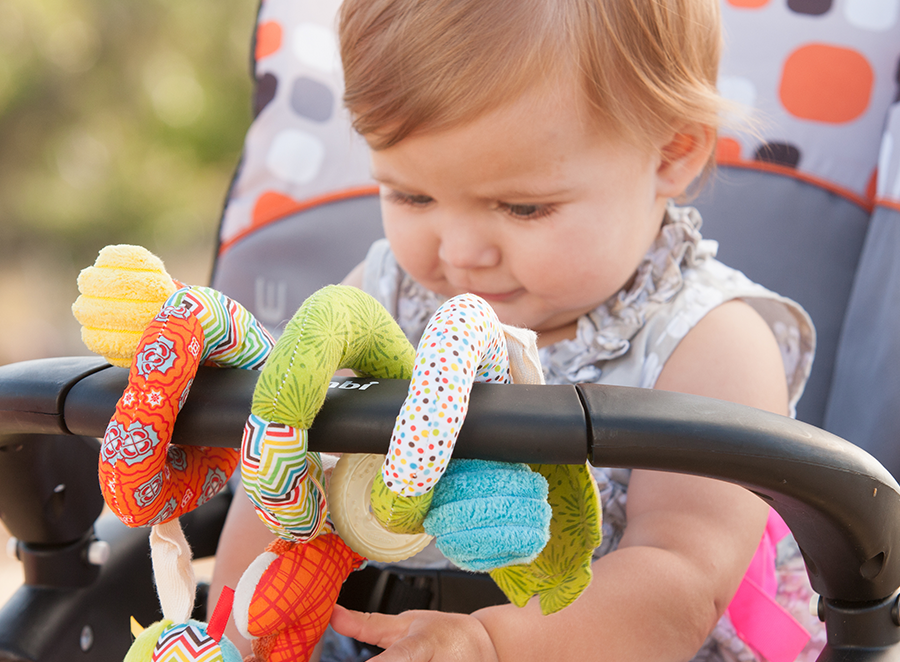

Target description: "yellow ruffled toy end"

left=72, top=245, right=177, bottom=366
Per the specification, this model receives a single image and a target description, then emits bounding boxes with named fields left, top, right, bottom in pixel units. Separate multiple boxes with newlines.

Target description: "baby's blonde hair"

left=339, top=0, right=725, bottom=152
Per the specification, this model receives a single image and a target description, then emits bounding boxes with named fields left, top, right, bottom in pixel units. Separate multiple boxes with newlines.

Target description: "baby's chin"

left=491, top=311, right=579, bottom=345
left=428, top=283, right=578, bottom=338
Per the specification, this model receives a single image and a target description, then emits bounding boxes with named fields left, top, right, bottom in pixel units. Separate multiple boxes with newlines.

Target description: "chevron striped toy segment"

left=241, top=415, right=327, bottom=542
left=153, top=623, right=221, bottom=661
left=123, top=619, right=241, bottom=662
left=168, top=286, right=274, bottom=370
left=242, top=285, right=415, bottom=542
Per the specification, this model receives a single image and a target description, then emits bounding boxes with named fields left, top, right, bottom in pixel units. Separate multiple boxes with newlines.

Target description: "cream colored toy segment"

left=328, top=453, right=433, bottom=563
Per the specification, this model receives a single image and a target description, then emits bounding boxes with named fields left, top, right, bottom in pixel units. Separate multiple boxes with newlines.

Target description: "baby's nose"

left=438, top=226, right=501, bottom=269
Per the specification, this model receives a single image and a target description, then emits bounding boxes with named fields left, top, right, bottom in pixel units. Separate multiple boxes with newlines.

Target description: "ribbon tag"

left=150, top=518, right=196, bottom=623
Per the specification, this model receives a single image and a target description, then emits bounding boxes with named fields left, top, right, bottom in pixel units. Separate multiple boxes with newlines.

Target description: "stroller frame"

left=1, top=355, right=899, bottom=660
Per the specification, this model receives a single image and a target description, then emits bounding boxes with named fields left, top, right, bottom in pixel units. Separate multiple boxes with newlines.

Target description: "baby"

left=212, top=0, right=821, bottom=660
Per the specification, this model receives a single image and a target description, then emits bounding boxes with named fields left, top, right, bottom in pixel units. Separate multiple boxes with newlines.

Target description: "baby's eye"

left=500, top=203, right=554, bottom=220
left=386, top=190, right=434, bottom=207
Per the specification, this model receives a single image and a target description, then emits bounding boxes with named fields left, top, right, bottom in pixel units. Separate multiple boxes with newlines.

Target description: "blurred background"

left=0, top=0, right=260, bottom=366
left=0, top=0, right=260, bottom=601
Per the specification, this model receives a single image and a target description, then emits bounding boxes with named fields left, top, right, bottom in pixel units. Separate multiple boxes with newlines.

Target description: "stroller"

left=2, top=1, right=900, bottom=660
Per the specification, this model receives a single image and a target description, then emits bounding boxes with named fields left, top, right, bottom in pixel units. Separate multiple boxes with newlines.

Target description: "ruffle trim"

left=541, top=205, right=712, bottom=385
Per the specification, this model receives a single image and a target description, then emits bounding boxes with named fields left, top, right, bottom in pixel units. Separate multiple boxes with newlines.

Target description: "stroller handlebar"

left=2, top=356, right=900, bottom=624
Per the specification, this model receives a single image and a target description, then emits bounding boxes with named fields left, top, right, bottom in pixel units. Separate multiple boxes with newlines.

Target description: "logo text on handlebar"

left=328, top=380, right=379, bottom=391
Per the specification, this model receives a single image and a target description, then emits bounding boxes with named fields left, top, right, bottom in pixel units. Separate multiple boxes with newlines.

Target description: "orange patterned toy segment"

left=247, top=534, right=365, bottom=662
left=99, top=308, right=238, bottom=526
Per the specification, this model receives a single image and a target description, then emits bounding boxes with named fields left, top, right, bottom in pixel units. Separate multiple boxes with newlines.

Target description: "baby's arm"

left=342, top=261, right=365, bottom=289
left=333, top=300, right=780, bottom=661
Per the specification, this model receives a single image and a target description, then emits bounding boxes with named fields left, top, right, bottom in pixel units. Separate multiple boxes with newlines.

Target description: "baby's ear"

left=655, top=124, right=716, bottom=198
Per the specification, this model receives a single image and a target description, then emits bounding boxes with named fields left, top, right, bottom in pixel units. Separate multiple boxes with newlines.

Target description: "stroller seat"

left=0, top=0, right=899, bottom=660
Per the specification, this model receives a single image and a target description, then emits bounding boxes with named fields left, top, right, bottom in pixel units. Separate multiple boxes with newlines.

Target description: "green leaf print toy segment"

left=370, top=471, right=433, bottom=534
left=251, top=284, right=416, bottom=427
left=241, top=284, right=416, bottom=543
left=490, top=462, right=602, bottom=615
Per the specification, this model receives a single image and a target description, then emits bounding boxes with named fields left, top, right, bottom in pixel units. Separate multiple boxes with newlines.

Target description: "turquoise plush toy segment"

left=423, top=459, right=550, bottom=571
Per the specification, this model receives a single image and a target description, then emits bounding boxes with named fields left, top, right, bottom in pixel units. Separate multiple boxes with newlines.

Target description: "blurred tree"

left=0, top=0, right=258, bottom=363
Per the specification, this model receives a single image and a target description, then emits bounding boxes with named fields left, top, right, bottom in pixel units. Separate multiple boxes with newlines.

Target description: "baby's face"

left=370, top=83, right=671, bottom=344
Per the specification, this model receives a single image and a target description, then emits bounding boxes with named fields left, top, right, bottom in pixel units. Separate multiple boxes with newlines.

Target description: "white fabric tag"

left=150, top=518, right=196, bottom=623
left=501, top=324, right=545, bottom=386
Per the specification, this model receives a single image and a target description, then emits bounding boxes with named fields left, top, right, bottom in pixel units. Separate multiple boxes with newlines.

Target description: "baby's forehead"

left=365, top=76, right=600, bottom=151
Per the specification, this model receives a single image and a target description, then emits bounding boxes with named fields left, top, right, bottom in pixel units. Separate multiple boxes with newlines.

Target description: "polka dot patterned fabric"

left=217, top=0, right=375, bottom=251
left=716, top=0, right=900, bottom=208
left=383, top=294, right=511, bottom=497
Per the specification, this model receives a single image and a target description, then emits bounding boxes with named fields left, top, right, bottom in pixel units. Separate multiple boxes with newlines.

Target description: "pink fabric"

left=727, top=510, right=810, bottom=662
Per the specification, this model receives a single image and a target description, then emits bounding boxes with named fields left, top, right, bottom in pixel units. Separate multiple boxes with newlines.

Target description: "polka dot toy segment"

left=382, top=294, right=511, bottom=498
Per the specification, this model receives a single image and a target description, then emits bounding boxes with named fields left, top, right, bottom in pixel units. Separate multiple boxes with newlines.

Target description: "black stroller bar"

left=2, top=356, right=900, bottom=660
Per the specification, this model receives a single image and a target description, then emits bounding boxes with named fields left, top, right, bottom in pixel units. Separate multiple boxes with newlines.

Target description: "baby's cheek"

left=390, top=231, right=440, bottom=277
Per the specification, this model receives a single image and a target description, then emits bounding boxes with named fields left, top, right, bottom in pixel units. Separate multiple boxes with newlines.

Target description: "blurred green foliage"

left=0, top=0, right=259, bottom=268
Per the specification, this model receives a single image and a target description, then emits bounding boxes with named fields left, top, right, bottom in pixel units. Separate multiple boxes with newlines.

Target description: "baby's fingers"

left=330, top=605, right=415, bottom=651
left=330, top=605, right=499, bottom=662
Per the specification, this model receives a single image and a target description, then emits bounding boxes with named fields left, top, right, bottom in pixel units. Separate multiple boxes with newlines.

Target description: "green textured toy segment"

left=252, top=285, right=416, bottom=426
left=489, top=463, right=601, bottom=615
left=370, top=472, right=433, bottom=534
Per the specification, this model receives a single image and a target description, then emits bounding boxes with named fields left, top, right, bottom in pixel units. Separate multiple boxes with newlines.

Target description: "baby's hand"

left=330, top=604, right=499, bottom=662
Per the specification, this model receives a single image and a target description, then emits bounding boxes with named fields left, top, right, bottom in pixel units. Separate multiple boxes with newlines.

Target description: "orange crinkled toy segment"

left=246, top=534, right=365, bottom=662
left=98, top=306, right=237, bottom=527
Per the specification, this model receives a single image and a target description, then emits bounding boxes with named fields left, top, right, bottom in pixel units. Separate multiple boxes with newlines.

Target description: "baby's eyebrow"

left=369, top=168, right=404, bottom=187
left=372, top=165, right=574, bottom=200
left=480, top=183, right=573, bottom=201
left=370, top=173, right=430, bottom=197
